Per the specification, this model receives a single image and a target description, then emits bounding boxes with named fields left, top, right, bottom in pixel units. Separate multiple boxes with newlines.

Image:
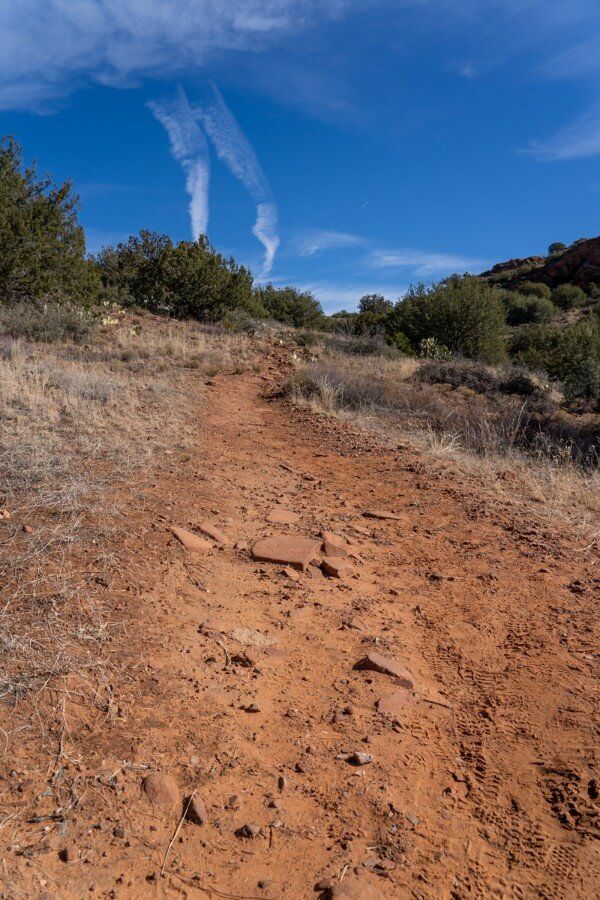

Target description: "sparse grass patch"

left=0, top=313, right=255, bottom=765
left=287, top=350, right=600, bottom=535
left=0, top=300, right=96, bottom=343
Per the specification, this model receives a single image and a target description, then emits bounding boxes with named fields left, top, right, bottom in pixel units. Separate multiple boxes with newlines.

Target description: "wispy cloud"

left=0, top=1, right=370, bottom=112
left=295, top=229, right=365, bottom=257
left=194, top=83, right=279, bottom=275
left=526, top=104, right=600, bottom=161
left=148, top=88, right=210, bottom=239
left=371, top=249, right=487, bottom=276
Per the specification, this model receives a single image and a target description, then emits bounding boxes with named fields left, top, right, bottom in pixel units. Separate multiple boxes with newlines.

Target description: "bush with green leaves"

left=518, top=281, right=552, bottom=300
left=0, top=136, right=100, bottom=306
left=504, top=293, right=557, bottom=326
left=551, top=284, right=587, bottom=310
left=96, top=231, right=260, bottom=322
left=388, top=276, right=507, bottom=363
left=548, top=242, right=567, bottom=256
left=509, top=316, right=600, bottom=408
left=254, top=284, right=324, bottom=328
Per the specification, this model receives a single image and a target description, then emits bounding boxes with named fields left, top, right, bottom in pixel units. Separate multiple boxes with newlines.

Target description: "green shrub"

left=505, top=293, right=557, bottom=326
left=388, top=276, right=507, bottom=363
left=551, top=284, right=587, bottom=310
left=548, top=242, right=567, bottom=256
left=0, top=136, right=100, bottom=306
left=255, top=285, right=324, bottom=328
left=0, top=300, right=95, bottom=343
left=509, top=317, right=600, bottom=408
left=518, top=281, right=552, bottom=300
left=96, top=231, right=259, bottom=322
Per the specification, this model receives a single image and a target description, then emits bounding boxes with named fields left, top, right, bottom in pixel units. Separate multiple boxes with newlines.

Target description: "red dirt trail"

left=2, top=346, right=598, bottom=898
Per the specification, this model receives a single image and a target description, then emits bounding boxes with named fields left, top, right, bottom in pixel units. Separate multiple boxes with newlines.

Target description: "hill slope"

left=482, top=236, right=600, bottom=291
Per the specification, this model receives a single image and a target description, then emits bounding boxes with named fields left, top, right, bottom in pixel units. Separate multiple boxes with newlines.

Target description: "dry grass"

left=288, top=350, right=600, bottom=539
left=0, top=314, right=253, bottom=761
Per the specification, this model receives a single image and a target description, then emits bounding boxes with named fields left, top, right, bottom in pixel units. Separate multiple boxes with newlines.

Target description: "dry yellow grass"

left=0, top=315, right=253, bottom=746
left=289, top=349, right=600, bottom=540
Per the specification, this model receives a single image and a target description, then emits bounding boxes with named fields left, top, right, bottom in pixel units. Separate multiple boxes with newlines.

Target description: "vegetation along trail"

left=2, top=340, right=597, bottom=899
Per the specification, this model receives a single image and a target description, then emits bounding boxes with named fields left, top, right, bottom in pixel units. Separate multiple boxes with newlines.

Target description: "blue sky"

left=1, top=1, right=599, bottom=312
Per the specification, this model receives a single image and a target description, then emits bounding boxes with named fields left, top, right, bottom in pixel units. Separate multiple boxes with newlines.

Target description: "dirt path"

left=3, top=347, right=598, bottom=898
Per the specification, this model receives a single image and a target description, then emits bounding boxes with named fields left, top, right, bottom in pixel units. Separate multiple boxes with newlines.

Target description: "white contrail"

left=148, top=87, right=210, bottom=239
left=194, top=83, right=280, bottom=275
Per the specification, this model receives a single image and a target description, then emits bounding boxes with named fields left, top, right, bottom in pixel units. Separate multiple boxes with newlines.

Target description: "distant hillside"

left=482, top=236, right=600, bottom=292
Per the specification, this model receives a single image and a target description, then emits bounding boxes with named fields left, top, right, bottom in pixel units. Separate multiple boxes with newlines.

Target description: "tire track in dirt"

left=2, top=346, right=598, bottom=898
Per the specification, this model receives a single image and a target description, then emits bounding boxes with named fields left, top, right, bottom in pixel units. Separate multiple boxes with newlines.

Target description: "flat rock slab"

left=198, top=521, right=229, bottom=544
left=354, top=652, right=414, bottom=690
left=267, top=506, right=300, bottom=525
left=251, top=534, right=320, bottom=571
left=230, top=627, right=276, bottom=648
left=362, top=509, right=402, bottom=521
left=170, top=526, right=213, bottom=553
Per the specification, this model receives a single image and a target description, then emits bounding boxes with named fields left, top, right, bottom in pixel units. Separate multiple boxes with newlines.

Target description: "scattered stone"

left=244, top=702, right=261, bottom=713
left=347, top=752, right=373, bottom=766
left=22, top=524, right=33, bottom=534
left=0, top=509, right=11, bottom=521
left=376, top=691, right=415, bottom=717
left=235, top=822, right=261, bottom=839
left=198, top=521, right=229, bottom=545
left=362, top=510, right=402, bottom=521
left=142, top=773, right=180, bottom=811
left=230, top=627, right=276, bottom=648
left=231, top=651, right=259, bottom=668
left=251, top=534, right=321, bottom=571
left=278, top=776, right=287, bottom=792
left=267, top=506, right=300, bottom=525
left=282, top=566, right=301, bottom=582
left=199, top=618, right=226, bottom=635
left=186, top=795, right=207, bottom=826
left=225, top=795, right=240, bottom=809
left=321, top=531, right=348, bottom=558
left=354, top=653, right=414, bottom=690
left=169, top=526, right=213, bottom=553
left=113, top=826, right=125, bottom=838
left=315, top=878, right=334, bottom=891
left=235, top=540, right=249, bottom=551
left=59, top=843, right=77, bottom=863
left=321, top=559, right=354, bottom=579
left=406, top=812, right=420, bottom=827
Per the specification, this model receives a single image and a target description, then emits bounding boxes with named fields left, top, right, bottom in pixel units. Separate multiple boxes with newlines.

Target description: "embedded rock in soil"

left=230, top=627, right=276, bottom=648
left=354, top=653, right=414, bottom=690
left=376, top=691, right=415, bottom=717
left=251, top=534, right=321, bottom=571
left=327, top=878, right=388, bottom=899
left=169, top=526, right=213, bottom=553
left=267, top=506, right=300, bottom=525
left=321, top=559, right=354, bottom=579
left=198, top=521, right=229, bottom=545
left=321, top=531, right=349, bottom=558
left=142, top=773, right=180, bottom=810
left=362, top=509, right=402, bottom=521
left=186, top=795, right=207, bottom=825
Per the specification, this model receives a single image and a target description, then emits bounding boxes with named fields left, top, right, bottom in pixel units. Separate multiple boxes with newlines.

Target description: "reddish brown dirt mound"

left=1, top=346, right=598, bottom=898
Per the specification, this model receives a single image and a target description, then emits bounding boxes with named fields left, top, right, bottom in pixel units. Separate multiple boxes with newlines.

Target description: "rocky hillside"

left=482, top=235, right=600, bottom=291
